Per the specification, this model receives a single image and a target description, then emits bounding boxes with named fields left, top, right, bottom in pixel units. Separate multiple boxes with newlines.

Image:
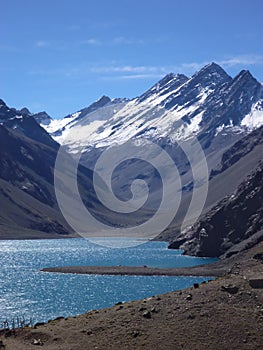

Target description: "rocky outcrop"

left=33, top=111, right=53, bottom=126
left=0, top=100, right=56, bottom=148
left=210, top=125, right=263, bottom=178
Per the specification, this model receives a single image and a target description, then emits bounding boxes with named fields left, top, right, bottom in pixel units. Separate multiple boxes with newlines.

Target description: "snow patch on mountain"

left=60, top=120, right=106, bottom=149
left=42, top=114, right=78, bottom=135
left=241, top=100, right=263, bottom=129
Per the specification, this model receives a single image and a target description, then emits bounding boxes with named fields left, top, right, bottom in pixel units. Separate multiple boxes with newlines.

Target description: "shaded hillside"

left=0, top=123, right=111, bottom=238
left=0, top=99, right=56, bottom=148
left=0, top=125, right=74, bottom=238
left=210, top=125, right=263, bottom=178
left=0, top=123, right=145, bottom=239
left=0, top=126, right=58, bottom=206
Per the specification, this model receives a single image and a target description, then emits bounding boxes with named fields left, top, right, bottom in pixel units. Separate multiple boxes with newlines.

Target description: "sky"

left=1, top=0, right=263, bottom=119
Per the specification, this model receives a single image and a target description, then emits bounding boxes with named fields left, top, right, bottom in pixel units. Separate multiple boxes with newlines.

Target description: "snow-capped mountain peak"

left=192, top=62, right=232, bottom=84
left=138, top=73, right=189, bottom=103
left=42, top=95, right=130, bottom=145
left=35, top=63, right=263, bottom=156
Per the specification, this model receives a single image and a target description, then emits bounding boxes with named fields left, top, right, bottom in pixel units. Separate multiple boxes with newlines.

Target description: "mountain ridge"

left=38, top=63, right=262, bottom=154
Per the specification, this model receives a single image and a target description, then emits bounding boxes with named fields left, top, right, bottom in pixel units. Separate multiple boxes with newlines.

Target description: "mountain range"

left=40, top=62, right=262, bottom=151
left=0, top=62, right=262, bottom=256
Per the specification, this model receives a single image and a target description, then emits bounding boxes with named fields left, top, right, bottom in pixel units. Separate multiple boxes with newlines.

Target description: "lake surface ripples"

left=0, top=238, right=216, bottom=325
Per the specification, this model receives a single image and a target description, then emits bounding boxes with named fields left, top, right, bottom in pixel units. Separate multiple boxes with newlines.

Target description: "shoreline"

left=41, top=263, right=226, bottom=277
left=3, top=242, right=263, bottom=349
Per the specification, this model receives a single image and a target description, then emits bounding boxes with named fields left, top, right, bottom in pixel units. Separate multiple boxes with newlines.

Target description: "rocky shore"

left=2, top=242, right=263, bottom=350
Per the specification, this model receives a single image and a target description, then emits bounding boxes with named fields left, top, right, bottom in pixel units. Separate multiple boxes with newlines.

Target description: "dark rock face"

left=64, top=95, right=111, bottom=123
left=0, top=125, right=72, bottom=237
left=249, top=278, right=263, bottom=289
left=210, top=126, right=263, bottom=178
left=0, top=101, right=56, bottom=148
left=138, top=73, right=189, bottom=103
left=0, top=99, right=102, bottom=238
left=220, top=285, right=239, bottom=294
left=169, top=161, right=263, bottom=257
left=253, top=253, right=263, bottom=262
left=33, top=111, right=53, bottom=125
left=162, top=62, right=232, bottom=111
left=19, top=107, right=31, bottom=115
left=195, top=69, right=263, bottom=149
left=0, top=125, right=56, bottom=206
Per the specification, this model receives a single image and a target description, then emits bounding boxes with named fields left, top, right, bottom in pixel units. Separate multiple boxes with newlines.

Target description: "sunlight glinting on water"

left=0, top=238, right=216, bottom=325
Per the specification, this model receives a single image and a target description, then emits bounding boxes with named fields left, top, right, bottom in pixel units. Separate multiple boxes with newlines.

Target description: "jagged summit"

left=138, top=73, right=188, bottom=102
left=198, top=62, right=227, bottom=74
left=218, top=68, right=263, bottom=124
left=0, top=99, right=57, bottom=148
left=159, top=72, right=188, bottom=86
left=0, top=98, right=7, bottom=106
left=95, top=95, right=111, bottom=105
left=19, top=107, right=31, bottom=115
left=190, top=62, right=232, bottom=87
left=33, top=111, right=53, bottom=125
left=231, top=69, right=262, bottom=93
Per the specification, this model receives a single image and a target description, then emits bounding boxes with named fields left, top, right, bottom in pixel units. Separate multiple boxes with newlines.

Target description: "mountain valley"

left=0, top=63, right=262, bottom=256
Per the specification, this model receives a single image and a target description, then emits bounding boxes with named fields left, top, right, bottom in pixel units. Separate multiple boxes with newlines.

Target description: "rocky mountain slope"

left=0, top=124, right=72, bottom=238
left=0, top=101, right=115, bottom=239
left=0, top=99, right=56, bottom=148
left=169, top=156, right=263, bottom=257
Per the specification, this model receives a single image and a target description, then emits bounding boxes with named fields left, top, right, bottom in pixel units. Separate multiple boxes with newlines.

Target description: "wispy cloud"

left=91, top=55, right=263, bottom=80
left=217, top=55, right=263, bottom=67
left=80, top=38, right=101, bottom=46
left=101, top=74, right=164, bottom=81
left=91, top=65, right=165, bottom=74
left=112, top=36, right=144, bottom=45
left=36, top=40, right=50, bottom=48
left=27, top=54, right=263, bottom=82
left=80, top=36, right=144, bottom=47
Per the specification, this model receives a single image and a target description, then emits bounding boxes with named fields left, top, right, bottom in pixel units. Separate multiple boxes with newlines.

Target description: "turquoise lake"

left=0, top=238, right=216, bottom=325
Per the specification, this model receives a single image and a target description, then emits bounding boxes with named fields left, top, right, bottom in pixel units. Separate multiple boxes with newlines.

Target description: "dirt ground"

left=1, top=242, right=263, bottom=350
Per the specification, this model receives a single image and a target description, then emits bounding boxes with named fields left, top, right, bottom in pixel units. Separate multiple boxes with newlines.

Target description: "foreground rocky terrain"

left=2, top=241, right=263, bottom=350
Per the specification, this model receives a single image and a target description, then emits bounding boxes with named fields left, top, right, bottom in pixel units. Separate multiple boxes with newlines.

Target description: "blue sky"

left=1, top=0, right=263, bottom=118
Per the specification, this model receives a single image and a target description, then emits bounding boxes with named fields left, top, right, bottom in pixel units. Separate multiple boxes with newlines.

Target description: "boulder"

left=142, top=311, right=151, bottom=319
left=249, top=278, right=263, bottom=289
left=220, top=285, right=239, bottom=294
